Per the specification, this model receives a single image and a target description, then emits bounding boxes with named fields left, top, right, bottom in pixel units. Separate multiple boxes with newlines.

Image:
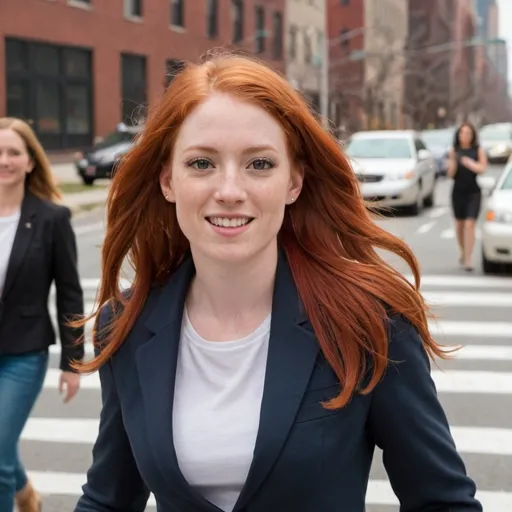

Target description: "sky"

left=496, top=0, right=512, bottom=82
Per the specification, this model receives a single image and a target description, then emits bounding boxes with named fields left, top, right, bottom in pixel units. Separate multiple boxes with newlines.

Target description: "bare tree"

left=329, top=22, right=405, bottom=135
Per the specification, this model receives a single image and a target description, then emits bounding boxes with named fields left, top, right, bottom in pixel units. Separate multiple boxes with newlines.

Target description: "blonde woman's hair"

left=0, top=117, right=62, bottom=203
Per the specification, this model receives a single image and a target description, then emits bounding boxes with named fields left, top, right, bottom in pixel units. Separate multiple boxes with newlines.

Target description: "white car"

left=345, top=130, right=437, bottom=215
left=481, top=162, right=512, bottom=274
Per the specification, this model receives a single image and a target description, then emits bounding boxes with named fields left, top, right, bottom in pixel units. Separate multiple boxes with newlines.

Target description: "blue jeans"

left=0, top=351, right=48, bottom=510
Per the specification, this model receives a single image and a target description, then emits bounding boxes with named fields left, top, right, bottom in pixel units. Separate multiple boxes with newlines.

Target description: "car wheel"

left=409, top=183, right=423, bottom=216
left=482, top=250, right=501, bottom=274
left=424, top=190, right=434, bottom=208
left=82, top=176, right=95, bottom=186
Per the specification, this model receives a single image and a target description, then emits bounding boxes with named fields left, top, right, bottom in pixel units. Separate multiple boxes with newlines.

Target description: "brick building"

left=0, top=0, right=285, bottom=151
left=326, top=0, right=365, bottom=135
left=285, top=0, right=326, bottom=116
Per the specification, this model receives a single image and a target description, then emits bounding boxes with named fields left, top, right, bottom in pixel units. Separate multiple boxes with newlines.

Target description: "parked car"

left=421, top=127, right=455, bottom=176
left=345, top=130, right=438, bottom=215
left=74, top=124, right=143, bottom=185
left=479, top=122, right=512, bottom=164
left=481, top=161, right=512, bottom=274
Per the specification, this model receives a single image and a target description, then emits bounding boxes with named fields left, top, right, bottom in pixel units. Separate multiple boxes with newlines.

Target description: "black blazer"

left=75, top=253, right=481, bottom=512
left=0, top=191, right=84, bottom=371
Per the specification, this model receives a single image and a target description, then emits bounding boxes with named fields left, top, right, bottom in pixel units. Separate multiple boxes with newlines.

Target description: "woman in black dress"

left=447, top=123, right=488, bottom=271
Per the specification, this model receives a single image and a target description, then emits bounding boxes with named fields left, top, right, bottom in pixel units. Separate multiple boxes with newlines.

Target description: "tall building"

left=363, top=0, right=408, bottom=130
left=285, top=0, right=327, bottom=117
left=404, top=0, right=456, bottom=128
left=0, top=0, right=286, bottom=151
left=326, top=0, right=366, bottom=135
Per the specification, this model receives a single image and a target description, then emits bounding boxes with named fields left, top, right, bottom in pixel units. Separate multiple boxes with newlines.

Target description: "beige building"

left=285, top=0, right=327, bottom=118
left=363, top=0, right=409, bottom=129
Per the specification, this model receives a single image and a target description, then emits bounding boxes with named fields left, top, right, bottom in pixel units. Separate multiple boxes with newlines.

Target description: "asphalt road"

left=20, top=164, right=512, bottom=511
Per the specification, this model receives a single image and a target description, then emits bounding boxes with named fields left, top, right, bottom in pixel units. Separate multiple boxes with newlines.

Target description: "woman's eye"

left=190, top=159, right=212, bottom=170
left=249, top=158, right=274, bottom=171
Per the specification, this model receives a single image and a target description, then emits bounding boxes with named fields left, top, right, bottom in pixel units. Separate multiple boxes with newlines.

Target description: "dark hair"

left=72, top=52, right=451, bottom=409
left=453, top=122, right=479, bottom=148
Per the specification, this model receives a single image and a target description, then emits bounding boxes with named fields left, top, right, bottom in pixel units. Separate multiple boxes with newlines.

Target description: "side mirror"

left=418, top=149, right=431, bottom=160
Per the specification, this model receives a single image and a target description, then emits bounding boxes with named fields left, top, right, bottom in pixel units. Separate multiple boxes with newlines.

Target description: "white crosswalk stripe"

left=24, top=275, right=512, bottom=510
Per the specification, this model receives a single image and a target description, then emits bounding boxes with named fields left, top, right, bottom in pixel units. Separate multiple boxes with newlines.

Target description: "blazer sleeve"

left=368, top=314, right=482, bottom=512
left=52, top=205, right=85, bottom=371
left=75, top=304, right=151, bottom=511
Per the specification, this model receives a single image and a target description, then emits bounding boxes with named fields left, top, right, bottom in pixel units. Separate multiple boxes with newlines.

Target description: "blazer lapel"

left=135, top=256, right=223, bottom=511
left=135, top=250, right=319, bottom=511
left=1, top=192, right=38, bottom=301
left=233, top=251, right=319, bottom=511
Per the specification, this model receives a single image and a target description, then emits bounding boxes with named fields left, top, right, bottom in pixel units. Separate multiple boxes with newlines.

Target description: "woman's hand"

left=59, top=371, right=81, bottom=403
left=460, top=156, right=476, bottom=169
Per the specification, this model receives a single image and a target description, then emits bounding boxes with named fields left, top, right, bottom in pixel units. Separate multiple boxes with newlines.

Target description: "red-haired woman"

left=74, top=55, right=481, bottom=512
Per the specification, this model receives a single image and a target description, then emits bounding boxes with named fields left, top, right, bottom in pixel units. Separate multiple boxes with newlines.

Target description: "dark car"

left=74, top=124, right=143, bottom=185
left=421, top=127, right=455, bottom=176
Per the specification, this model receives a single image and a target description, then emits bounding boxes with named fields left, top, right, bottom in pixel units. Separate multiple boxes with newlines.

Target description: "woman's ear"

left=159, top=165, right=175, bottom=202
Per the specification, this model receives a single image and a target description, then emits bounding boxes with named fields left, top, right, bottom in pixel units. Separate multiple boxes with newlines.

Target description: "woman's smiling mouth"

left=207, top=216, right=254, bottom=228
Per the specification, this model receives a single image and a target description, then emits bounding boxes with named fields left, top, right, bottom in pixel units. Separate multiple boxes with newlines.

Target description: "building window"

left=121, top=54, right=147, bottom=125
left=303, top=31, right=312, bottom=64
left=340, top=0, right=349, bottom=5
left=124, top=0, right=142, bottom=17
left=289, top=25, right=297, bottom=60
left=254, top=6, right=265, bottom=53
left=5, top=38, right=93, bottom=149
left=232, top=0, right=244, bottom=43
left=206, top=0, right=218, bottom=38
left=165, top=58, right=186, bottom=88
left=272, top=11, right=283, bottom=59
left=171, top=0, right=184, bottom=27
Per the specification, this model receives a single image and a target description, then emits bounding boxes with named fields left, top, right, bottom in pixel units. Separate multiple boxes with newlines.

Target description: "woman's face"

left=0, top=128, right=33, bottom=189
left=161, top=93, right=303, bottom=266
left=458, top=125, right=474, bottom=147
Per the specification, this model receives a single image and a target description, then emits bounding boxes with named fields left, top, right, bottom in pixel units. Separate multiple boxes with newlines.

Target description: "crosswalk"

left=20, top=275, right=512, bottom=511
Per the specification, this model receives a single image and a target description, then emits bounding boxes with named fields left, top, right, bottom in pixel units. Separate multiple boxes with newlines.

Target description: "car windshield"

left=480, top=125, right=512, bottom=141
left=95, top=130, right=136, bottom=149
left=346, top=138, right=412, bottom=159
left=422, top=130, right=453, bottom=148
left=501, top=167, right=512, bottom=189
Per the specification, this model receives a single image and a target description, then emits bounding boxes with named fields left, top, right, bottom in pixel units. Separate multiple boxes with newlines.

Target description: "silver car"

left=479, top=123, right=512, bottom=163
left=345, top=130, right=438, bottom=215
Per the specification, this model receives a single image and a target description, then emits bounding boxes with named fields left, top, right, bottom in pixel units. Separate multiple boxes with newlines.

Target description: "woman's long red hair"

left=73, top=53, right=449, bottom=408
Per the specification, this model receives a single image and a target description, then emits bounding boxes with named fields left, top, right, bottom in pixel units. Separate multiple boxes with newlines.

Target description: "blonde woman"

left=0, top=118, right=84, bottom=511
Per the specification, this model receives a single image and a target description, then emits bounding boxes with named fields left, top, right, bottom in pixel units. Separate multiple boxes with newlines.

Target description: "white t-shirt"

left=173, top=309, right=271, bottom=512
left=0, top=210, right=21, bottom=295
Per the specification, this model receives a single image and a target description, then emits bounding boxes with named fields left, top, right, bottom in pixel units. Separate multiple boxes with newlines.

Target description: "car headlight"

left=386, top=170, right=415, bottom=181
left=486, top=209, right=512, bottom=223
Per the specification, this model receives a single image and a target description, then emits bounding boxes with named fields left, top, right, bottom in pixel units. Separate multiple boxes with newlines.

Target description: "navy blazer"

left=75, top=253, right=481, bottom=512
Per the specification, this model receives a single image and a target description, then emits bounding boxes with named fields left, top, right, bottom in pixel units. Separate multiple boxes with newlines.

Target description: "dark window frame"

left=164, top=58, right=186, bottom=88
left=121, top=53, right=147, bottom=126
left=206, top=0, right=218, bottom=38
left=272, top=11, right=283, bottom=59
left=254, top=6, right=265, bottom=54
left=232, top=0, right=244, bottom=43
left=171, top=0, right=185, bottom=27
left=4, top=37, right=93, bottom=150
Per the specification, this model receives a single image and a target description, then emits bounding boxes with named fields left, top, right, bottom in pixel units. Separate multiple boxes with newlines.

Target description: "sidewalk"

left=63, top=187, right=109, bottom=215
left=51, top=162, right=109, bottom=214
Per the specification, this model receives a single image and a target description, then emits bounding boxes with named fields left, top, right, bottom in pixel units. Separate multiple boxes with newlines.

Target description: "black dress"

left=451, top=146, right=481, bottom=220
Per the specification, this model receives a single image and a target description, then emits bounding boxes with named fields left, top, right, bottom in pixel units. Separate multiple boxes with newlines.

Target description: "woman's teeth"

left=208, top=217, right=251, bottom=228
